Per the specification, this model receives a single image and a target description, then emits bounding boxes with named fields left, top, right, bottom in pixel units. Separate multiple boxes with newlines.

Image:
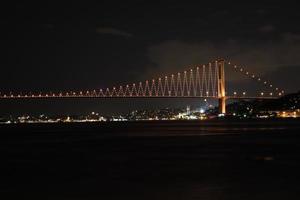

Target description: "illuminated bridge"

left=0, top=59, right=284, bottom=114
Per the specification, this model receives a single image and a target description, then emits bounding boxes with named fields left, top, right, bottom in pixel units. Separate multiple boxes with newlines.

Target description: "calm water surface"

left=1, top=119, right=300, bottom=199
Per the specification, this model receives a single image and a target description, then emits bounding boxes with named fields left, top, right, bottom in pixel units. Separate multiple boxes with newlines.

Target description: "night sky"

left=1, top=2, right=300, bottom=115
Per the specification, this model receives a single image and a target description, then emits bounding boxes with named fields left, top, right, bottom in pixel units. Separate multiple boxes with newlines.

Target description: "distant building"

left=186, top=105, right=190, bottom=115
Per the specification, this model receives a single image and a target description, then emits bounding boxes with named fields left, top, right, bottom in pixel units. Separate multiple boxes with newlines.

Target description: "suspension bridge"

left=0, top=59, right=284, bottom=114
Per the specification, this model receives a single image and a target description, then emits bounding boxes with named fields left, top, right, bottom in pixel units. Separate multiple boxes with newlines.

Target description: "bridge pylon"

left=217, top=59, right=226, bottom=114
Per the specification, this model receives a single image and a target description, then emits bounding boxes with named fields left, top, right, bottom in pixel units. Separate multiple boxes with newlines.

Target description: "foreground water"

left=1, top=119, right=300, bottom=199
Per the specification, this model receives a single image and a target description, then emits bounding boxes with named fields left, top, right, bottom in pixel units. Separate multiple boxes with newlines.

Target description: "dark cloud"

left=283, top=32, right=300, bottom=42
left=256, top=9, right=267, bottom=15
left=96, top=27, right=133, bottom=37
left=259, top=25, right=275, bottom=33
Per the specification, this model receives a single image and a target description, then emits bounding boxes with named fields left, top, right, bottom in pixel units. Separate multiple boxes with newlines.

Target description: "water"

left=1, top=119, right=300, bottom=199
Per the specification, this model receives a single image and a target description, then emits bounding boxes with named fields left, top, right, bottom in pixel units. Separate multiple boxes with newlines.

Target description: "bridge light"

left=261, top=92, right=264, bottom=96
left=190, top=69, right=193, bottom=72
left=258, top=78, right=261, bottom=81
left=279, top=93, right=282, bottom=96
left=252, top=75, right=255, bottom=78
left=270, top=92, right=273, bottom=96
left=228, top=62, right=231, bottom=65
left=264, top=81, right=267, bottom=84
left=234, top=92, right=237, bottom=95
left=246, top=72, right=249, bottom=75
left=234, top=65, right=237, bottom=69
left=165, top=76, right=168, bottom=79
left=204, top=99, right=207, bottom=102
left=270, top=85, right=273, bottom=87
left=275, top=88, right=279, bottom=91
left=240, top=68, right=243, bottom=72
left=243, top=92, right=246, bottom=96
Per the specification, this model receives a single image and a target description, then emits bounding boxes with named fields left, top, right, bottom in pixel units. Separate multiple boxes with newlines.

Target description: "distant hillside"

left=221, top=91, right=300, bottom=115
left=261, top=92, right=300, bottom=111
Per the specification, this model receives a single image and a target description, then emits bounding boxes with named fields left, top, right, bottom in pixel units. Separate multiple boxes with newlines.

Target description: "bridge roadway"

left=0, top=95, right=278, bottom=100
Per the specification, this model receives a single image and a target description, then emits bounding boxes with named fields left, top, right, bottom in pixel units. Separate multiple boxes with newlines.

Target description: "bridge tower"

left=217, top=60, right=226, bottom=114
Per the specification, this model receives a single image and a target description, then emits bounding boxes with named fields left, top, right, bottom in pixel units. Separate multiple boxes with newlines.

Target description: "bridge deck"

left=0, top=95, right=278, bottom=100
